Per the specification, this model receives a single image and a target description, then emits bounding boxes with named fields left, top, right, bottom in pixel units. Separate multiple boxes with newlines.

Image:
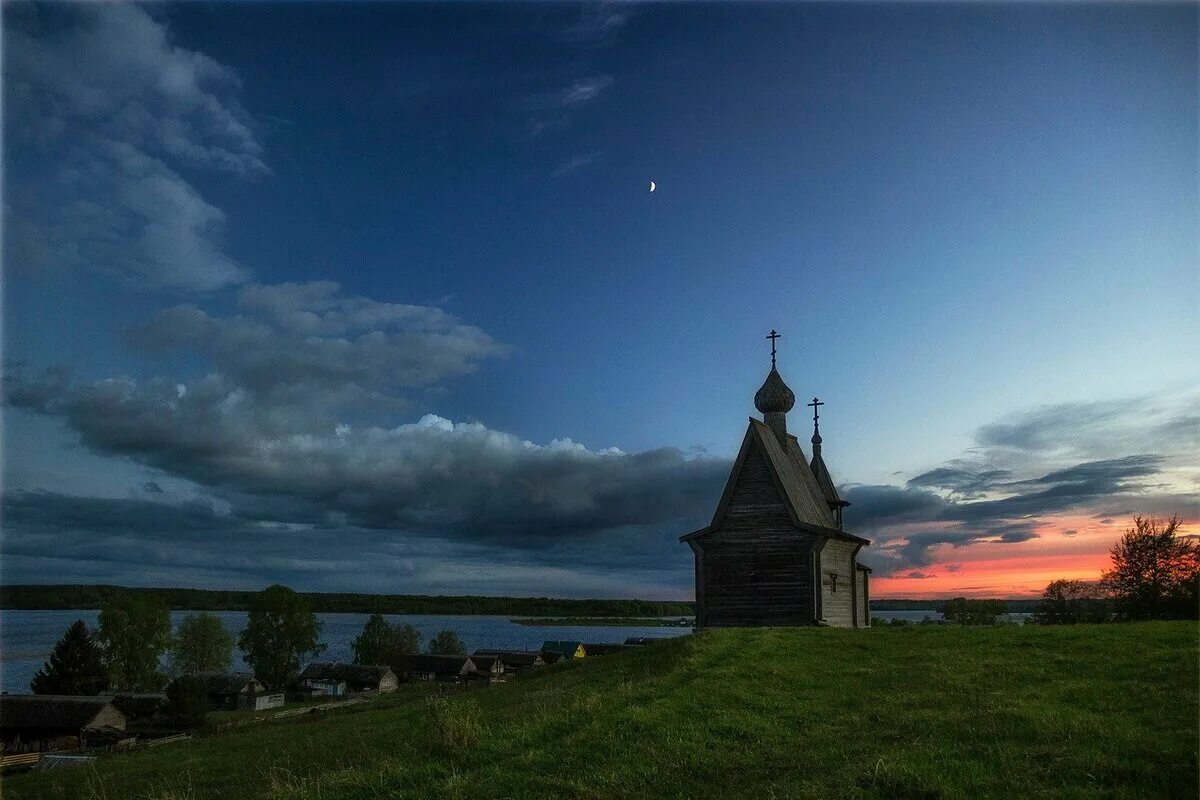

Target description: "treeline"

left=30, top=584, right=475, bottom=730
left=0, top=585, right=695, bottom=617
left=1029, top=516, right=1197, bottom=625
left=870, top=598, right=1039, bottom=613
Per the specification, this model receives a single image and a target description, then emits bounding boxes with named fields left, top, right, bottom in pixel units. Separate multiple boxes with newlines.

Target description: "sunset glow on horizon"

left=871, top=514, right=1199, bottom=599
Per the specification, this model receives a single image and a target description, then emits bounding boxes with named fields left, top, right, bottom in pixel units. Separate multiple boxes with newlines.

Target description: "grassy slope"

left=5, top=623, right=1196, bottom=800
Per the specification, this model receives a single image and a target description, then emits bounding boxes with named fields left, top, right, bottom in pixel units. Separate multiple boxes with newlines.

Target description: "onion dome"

left=754, top=367, right=796, bottom=414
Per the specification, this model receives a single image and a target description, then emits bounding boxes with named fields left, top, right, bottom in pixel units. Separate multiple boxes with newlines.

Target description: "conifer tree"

left=30, top=619, right=108, bottom=695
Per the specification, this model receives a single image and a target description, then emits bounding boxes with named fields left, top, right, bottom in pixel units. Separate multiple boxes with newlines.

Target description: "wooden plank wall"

left=700, top=531, right=816, bottom=626
left=819, top=539, right=858, bottom=627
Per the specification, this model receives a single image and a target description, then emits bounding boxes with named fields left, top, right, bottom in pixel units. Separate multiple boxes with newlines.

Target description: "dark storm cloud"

left=850, top=453, right=1175, bottom=574
left=841, top=484, right=947, bottom=527
left=5, top=360, right=727, bottom=545
left=0, top=489, right=698, bottom=597
left=906, top=464, right=1013, bottom=499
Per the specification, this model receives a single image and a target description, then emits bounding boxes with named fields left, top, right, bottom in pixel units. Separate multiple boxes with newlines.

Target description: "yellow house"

left=541, top=641, right=586, bottom=659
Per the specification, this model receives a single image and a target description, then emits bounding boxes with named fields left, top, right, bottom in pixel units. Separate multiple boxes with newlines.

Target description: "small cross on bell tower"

left=807, top=395, right=824, bottom=451
left=766, top=329, right=781, bottom=368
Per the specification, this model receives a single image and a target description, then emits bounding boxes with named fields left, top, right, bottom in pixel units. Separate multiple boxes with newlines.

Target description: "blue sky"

left=3, top=2, right=1197, bottom=598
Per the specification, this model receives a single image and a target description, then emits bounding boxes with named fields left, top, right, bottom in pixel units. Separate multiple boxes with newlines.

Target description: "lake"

left=0, top=609, right=691, bottom=694
left=0, top=608, right=1034, bottom=693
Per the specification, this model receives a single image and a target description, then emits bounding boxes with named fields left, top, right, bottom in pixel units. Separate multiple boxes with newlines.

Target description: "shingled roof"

left=298, top=663, right=395, bottom=684
left=0, top=695, right=123, bottom=731
left=391, top=654, right=476, bottom=676
left=188, top=672, right=263, bottom=696
left=473, top=650, right=544, bottom=667
left=681, top=418, right=868, bottom=546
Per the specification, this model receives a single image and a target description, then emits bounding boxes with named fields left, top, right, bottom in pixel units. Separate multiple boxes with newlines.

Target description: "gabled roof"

left=186, top=672, right=263, bottom=696
left=711, top=419, right=834, bottom=529
left=298, top=662, right=395, bottom=685
left=470, top=655, right=501, bottom=671
left=681, top=418, right=868, bottom=546
left=809, top=448, right=845, bottom=509
left=581, top=643, right=630, bottom=655
left=473, top=650, right=544, bottom=667
left=100, top=692, right=166, bottom=719
left=541, top=641, right=584, bottom=656
left=0, top=696, right=123, bottom=730
left=391, top=654, right=475, bottom=676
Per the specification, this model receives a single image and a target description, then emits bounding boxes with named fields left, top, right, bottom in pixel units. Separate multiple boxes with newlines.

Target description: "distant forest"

left=0, top=585, right=694, bottom=616
left=0, top=585, right=1038, bottom=615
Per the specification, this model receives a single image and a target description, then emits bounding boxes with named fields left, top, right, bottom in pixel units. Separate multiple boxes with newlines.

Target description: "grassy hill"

left=6, top=622, right=1196, bottom=799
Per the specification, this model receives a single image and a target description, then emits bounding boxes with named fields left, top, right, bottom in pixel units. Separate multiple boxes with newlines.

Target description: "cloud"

left=856, top=393, right=1200, bottom=577
left=976, top=395, right=1200, bottom=459
left=522, top=75, right=613, bottom=143
left=5, top=3, right=263, bottom=290
left=130, top=281, right=510, bottom=411
left=552, top=153, right=599, bottom=177
left=906, top=464, right=1012, bottom=499
left=556, top=76, right=614, bottom=107
left=905, top=571, right=936, bottom=580
left=560, top=3, right=632, bottom=45
left=6, top=325, right=726, bottom=546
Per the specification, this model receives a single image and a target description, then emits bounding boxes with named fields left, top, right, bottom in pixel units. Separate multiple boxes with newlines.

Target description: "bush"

left=164, top=675, right=209, bottom=729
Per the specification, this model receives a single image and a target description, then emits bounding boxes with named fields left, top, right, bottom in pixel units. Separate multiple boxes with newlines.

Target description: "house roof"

left=391, top=654, right=475, bottom=675
left=809, top=449, right=844, bottom=507
left=856, top=562, right=873, bottom=573
left=473, top=650, right=543, bottom=667
left=580, top=643, right=629, bottom=655
left=541, top=641, right=583, bottom=656
left=298, top=662, right=395, bottom=684
left=0, top=695, right=124, bottom=731
left=185, top=672, right=263, bottom=696
left=100, top=692, right=166, bottom=719
left=681, top=418, right=868, bottom=546
left=470, top=655, right=500, bottom=671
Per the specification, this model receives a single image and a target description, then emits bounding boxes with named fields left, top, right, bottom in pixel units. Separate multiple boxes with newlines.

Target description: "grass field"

left=5, top=622, right=1196, bottom=799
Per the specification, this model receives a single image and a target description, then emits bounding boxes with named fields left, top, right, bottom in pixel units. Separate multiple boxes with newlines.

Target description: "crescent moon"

left=649, top=180, right=656, bottom=192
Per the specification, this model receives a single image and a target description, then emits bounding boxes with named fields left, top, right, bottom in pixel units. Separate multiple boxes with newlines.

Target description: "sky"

left=2, top=1, right=1197, bottom=600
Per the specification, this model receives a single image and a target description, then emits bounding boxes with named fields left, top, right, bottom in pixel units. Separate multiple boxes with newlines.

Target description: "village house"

left=467, top=654, right=505, bottom=684
left=297, top=663, right=398, bottom=694
left=581, top=643, right=630, bottom=655
left=0, top=696, right=127, bottom=754
left=391, top=654, right=478, bottom=683
left=541, top=641, right=586, bottom=659
left=680, top=333, right=871, bottom=628
left=473, top=649, right=545, bottom=675
left=99, top=692, right=167, bottom=726
left=170, top=672, right=285, bottom=712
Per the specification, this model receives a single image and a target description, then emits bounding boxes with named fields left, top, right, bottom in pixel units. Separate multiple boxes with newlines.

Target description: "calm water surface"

left=0, top=609, right=1033, bottom=693
left=0, top=609, right=691, bottom=694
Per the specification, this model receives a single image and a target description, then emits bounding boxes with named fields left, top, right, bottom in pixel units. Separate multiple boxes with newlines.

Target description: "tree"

left=164, top=675, right=209, bottom=729
left=1031, top=579, right=1110, bottom=625
left=940, top=598, right=1007, bottom=625
left=30, top=620, right=108, bottom=695
left=169, top=612, right=234, bottom=675
left=98, top=594, right=173, bottom=690
left=238, top=584, right=325, bottom=689
left=427, top=629, right=465, bottom=655
left=1102, top=516, right=1199, bottom=620
left=351, top=614, right=420, bottom=666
